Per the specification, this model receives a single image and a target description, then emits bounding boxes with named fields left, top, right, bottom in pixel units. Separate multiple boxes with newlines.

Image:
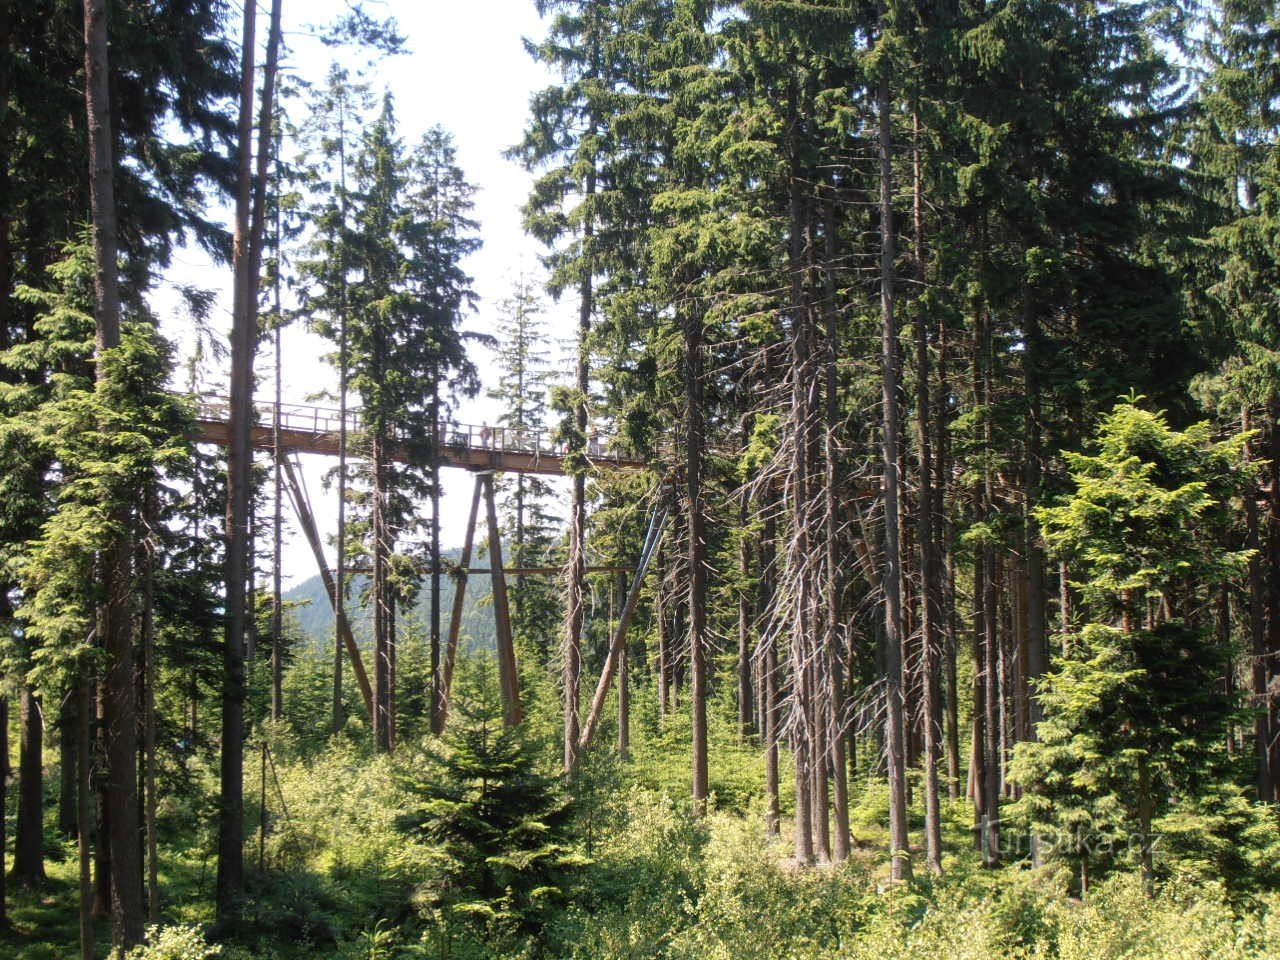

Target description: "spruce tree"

left=487, top=276, right=561, bottom=665
left=399, top=659, right=581, bottom=944
left=1015, top=400, right=1252, bottom=889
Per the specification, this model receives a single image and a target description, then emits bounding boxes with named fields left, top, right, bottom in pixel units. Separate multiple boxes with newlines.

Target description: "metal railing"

left=191, top=394, right=636, bottom=463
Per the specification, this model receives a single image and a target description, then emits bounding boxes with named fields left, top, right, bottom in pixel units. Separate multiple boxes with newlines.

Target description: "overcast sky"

left=157, top=0, right=576, bottom=585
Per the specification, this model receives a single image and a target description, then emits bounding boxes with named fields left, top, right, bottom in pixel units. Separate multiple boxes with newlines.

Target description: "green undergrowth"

left=7, top=702, right=1278, bottom=959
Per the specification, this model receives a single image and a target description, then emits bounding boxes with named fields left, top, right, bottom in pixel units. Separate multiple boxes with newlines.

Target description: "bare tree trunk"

left=333, top=125, right=349, bottom=735
left=217, top=0, right=256, bottom=923
left=878, top=54, right=912, bottom=884
left=912, top=109, right=943, bottom=875
left=430, top=380, right=443, bottom=732
left=564, top=477, right=586, bottom=771
left=388, top=586, right=397, bottom=749
left=979, top=312, right=1001, bottom=868
left=13, top=687, right=45, bottom=886
left=270, top=126, right=285, bottom=722
left=657, top=539, right=670, bottom=719
left=686, top=305, right=709, bottom=811
left=77, top=672, right=93, bottom=960
left=971, top=556, right=985, bottom=828
left=618, top=567, right=631, bottom=754
left=563, top=171, right=593, bottom=768
left=1245, top=411, right=1272, bottom=801
left=760, top=510, right=781, bottom=835
left=1265, top=400, right=1280, bottom=801
left=61, top=704, right=79, bottom=838
left=143, top=490, right=159, bottom=922
left=1, top=694, right=8, bottom=930
left=793, top=697, right=814, bottom=863
left=737, top=486, right=754, bottom=744
left=811, top=672, right=831, bottom=863
left=373, top=426, right=392, bottom=753
left=1022, top=291, right=1047, bottom=876
left=271, top=339, right=284, bottom=720
left=822, top=194, right=851, bottom=862
left=84, top=0, right=142, bottom=943
left=938, top=315, right=960, bottom=801
left=94, top=681, right=111, bottom=922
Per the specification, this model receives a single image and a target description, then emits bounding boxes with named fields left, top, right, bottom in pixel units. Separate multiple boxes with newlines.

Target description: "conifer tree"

left=488, top=276, right=560, bottom=663
left=513, top=0, right=617, bottom=772
left=296, top=63, right=373, bottom=734
left=1016, top=400, right=1252, bottom=889
left=1193, top=0, right=1280, bottom=801
left=402, top=125, right=482, bottom=732
left=399, top=659, right=580, bottom=944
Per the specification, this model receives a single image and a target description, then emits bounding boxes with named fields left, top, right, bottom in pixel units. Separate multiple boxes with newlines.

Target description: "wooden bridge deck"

left=190, top=396, right=647, bottom=476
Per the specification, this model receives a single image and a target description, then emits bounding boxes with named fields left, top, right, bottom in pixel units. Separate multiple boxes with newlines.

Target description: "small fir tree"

left=398, top=659, right=583, bottom=944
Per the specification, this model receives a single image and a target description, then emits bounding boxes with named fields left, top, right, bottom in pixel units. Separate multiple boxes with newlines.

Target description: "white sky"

left=156, top=0, right=577, bottom=585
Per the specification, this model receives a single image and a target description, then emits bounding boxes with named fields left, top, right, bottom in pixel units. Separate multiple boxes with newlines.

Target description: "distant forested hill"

left=283, top=547, right=498, bottom=653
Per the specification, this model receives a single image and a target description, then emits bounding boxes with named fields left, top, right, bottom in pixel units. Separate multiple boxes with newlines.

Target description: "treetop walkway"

left=190, top=394, right=648, bottom=476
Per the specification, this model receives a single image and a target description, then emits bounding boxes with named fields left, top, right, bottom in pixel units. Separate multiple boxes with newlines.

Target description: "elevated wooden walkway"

left=190, top=395, right=647, bottom=476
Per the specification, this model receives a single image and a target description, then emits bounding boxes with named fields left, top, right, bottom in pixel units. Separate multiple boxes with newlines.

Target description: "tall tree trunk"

left=388, top=583, right=397, bottom=748
left=617, top=569, right=631, bottom=756
left=217, top=0, right=261, bottom=921
left=1266, top=400, right=1280, bottom=801
left=13, top=687, right=45, bottom=886
left=142, top=490, right=159, bottom=921
left=269, top=121, right=285, bottom=723
left=737, top=485, right=754, bottom=744
left=61, top=696, right=79, bottom=838
left=430, top=380, right=443, bottom=732
left=77, top=672, right=93, bottom=960
left=94, top=681, right=111, bottom=921
left=938, top=315, right=960, bottom=800
left=979, top=312, right=1001, bottom=868
left=822, top=193, right=852, bottom=862
left=372, top=425, right=392, bottom=753
left=1245, top=411, right=1273, bottom=800
left=878, top=54, right=912, bottom=883
left=686, top=305, right=709, bottom=811
left=912, top=109, right=943, bottom=875
left=1022, top=295, right=1048, bottom=855
left=563, top=159, right=594, bottom=772
left=271, top=328, right=284, bottom=721
left=84, top=0, right=142, bottom=944
left=971, top=557, right=986, bottom=831
left=760, top=509, right=781, bottom=835
left=1, top=694, right=8, bottom=929
left=333, top=121, right=350, bottom=736
left=657, top=540, right=670, bottom=719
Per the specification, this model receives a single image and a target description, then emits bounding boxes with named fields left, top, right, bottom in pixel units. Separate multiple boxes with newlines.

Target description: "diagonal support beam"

left=438, top=474, right=483, bottom=732
left=280, top=455, right=373, bottom=718
left=578, top=501, right=670, bottom=753
left=483, top=473, right=523, bottom=727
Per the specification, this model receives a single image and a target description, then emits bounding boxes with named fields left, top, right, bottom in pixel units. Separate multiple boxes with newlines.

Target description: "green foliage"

left=550, top=795, right=1280, bottom=960
left=1037, top=399, right=1252, bottom=612
left=126, top=925, right=221, bottom=960
left=397, top=659, right=584, bottom=945
left=1017, top=399, right=1252, bottom=884
left=1, top=242, right=196, bottom=688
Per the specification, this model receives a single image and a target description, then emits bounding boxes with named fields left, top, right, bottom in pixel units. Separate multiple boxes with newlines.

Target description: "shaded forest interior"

left=4, top=1, right=1280, bottom=959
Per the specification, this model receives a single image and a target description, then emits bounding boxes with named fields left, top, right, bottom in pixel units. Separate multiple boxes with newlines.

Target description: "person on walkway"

left=480, top=423, right=492, bottom=448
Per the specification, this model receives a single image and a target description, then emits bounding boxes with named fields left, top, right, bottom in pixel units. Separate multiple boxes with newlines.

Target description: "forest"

left=3, top=0, right=1280, bottom=957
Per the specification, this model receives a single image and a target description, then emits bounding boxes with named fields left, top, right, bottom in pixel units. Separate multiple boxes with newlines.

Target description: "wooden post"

left=280, top=455, right=373, bottom=717
left=439, top=475, right=483, bottom=731
left=483, top=473, right=523, bottom=727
